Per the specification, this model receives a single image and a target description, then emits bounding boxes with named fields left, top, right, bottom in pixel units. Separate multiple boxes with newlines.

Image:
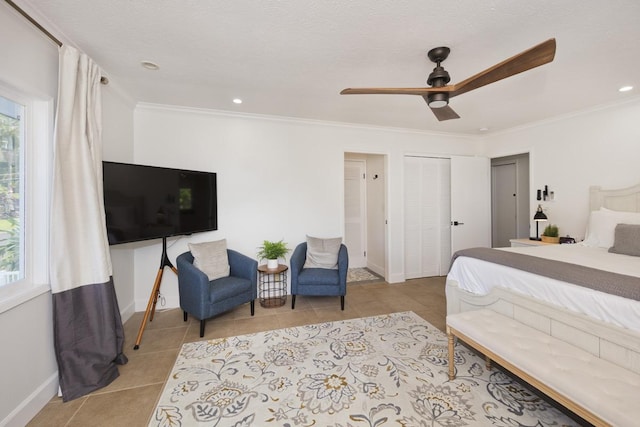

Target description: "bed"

left=446, top=183, right=640, bottom=375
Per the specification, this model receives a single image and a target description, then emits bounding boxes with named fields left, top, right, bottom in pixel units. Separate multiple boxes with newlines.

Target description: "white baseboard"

left=387, top=272, right=405, bottom=284
left=119, top=300, right=136, bottom=323
left=0, top=373, right=58, bottom=427
left=366, top=262, right=385, bottom=278
left=135, top=296, right=180, bottom=313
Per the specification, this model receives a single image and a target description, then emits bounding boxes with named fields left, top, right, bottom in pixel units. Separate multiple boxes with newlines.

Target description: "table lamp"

left=531, top=204, right=548, bottom=241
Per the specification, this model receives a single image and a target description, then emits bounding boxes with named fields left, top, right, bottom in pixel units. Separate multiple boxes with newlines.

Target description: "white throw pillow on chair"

left=304, top=235, right=342, bottom=269
left=188, top=239, right=230, bottom=280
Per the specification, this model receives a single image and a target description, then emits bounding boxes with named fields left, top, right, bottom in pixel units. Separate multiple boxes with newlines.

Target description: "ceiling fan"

left=340, top=38, right=556, bottom=121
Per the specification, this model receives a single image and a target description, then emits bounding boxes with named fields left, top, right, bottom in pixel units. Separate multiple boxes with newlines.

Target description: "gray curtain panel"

left=50, top=45, right=127, bottom=401
left=52, top=281, right=127, bottom=400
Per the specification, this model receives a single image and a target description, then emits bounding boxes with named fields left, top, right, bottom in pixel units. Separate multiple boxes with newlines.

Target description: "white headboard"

left=589, top=183, right=640, bottom=212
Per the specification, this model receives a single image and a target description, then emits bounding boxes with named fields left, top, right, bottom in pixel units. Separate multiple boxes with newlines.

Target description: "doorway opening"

left=344, top=153, right=387, bottom=280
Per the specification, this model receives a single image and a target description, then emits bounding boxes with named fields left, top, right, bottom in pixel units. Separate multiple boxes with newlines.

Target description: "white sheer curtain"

left=50, top=45, right=127, bottom=401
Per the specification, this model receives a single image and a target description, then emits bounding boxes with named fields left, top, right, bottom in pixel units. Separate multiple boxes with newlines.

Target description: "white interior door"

left=344, top=160, right=366, bottom=268
left=404, top=157, right=423, bottom=279
left=451, top=156, right=491, bottom=254
left=404, top=156, right=450, bottom=278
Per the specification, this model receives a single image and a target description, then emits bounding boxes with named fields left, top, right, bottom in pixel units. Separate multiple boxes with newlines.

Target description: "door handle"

left=451, top=221, right=465, bottom=226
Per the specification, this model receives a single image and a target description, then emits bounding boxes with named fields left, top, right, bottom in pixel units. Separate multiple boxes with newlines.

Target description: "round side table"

left=258, top=264, right=288, bottom=308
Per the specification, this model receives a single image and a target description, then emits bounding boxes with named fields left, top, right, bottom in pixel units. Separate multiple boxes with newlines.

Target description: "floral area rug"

left=150, top=311, right=579, bottom=426
left=347, top=267, right=384, bottom=283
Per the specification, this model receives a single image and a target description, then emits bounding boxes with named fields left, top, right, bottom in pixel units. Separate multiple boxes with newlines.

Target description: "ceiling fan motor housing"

left=426, top=47, right=451, bottom=108
left=427, top=66, right=450, bottom=86
left=427, top=66, right=450, bottom=108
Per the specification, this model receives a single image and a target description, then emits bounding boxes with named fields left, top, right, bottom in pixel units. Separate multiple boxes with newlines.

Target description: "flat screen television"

left=102, top=161, right=217, bottom=245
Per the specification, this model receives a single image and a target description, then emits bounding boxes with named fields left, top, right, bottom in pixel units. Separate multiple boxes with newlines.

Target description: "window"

left=0, top=85, right=51, bottom=312
left=0, top=95, right=24, bottom=287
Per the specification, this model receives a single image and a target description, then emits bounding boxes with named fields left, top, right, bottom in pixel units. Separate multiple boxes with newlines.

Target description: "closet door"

left=404, top=157, right=450, bottom=279
left=404, top=157, right=424, bottom=279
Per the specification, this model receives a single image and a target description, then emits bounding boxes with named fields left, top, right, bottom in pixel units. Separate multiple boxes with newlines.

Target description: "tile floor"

left=27, top=277, right=447, bottom=426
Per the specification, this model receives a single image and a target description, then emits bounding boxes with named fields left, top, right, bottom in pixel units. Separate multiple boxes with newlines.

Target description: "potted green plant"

left=257, top=239, right=290, bottom=269
left=541, top=224, right=559, bottom=243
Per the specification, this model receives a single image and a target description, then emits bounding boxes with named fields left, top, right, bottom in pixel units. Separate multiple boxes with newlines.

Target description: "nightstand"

left=509, top=238, right=556, bottom=247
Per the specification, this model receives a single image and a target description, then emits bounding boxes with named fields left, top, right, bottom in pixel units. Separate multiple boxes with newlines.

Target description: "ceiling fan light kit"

left=341, top=38, right=556, bottom=121
left=426, top=92, right=449, bottom=108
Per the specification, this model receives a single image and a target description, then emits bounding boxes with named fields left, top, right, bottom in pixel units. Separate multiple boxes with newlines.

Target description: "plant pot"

left=267, top=259, right=279, bottom=269
left=541, top=236, right=560, bottom=244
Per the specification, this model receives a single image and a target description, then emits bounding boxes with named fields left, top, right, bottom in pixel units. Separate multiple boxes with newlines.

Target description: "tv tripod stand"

left=133, top=236, right=177, bottom=350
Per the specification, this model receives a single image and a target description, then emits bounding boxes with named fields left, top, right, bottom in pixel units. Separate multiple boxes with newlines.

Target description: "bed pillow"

left=600, top=207, right=640, bottom=220
left=583, top=208, right=640, bottom=248
left=188, top=239, right=230, bottom=280
left=304, top=236, right=342, bottom=269
left=583, top=210, right=616, bottom=248
left=608, top=224, right=640, bottom=257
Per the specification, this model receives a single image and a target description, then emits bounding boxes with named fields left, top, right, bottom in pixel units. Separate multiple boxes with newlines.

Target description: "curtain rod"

left=5, top=0, right=109, bottom=84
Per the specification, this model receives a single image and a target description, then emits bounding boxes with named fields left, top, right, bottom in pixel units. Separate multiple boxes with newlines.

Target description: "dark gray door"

left=492, top=163, right=517, bottom=247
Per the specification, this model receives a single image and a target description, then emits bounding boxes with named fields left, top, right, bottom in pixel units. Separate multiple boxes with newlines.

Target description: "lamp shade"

left=533, top=204, right=547, bottom=221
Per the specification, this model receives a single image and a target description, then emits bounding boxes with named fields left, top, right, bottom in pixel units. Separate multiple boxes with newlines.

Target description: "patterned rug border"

left=347, top=267, right=385, bottom=284
left=150, top=311, right=580, bottom=426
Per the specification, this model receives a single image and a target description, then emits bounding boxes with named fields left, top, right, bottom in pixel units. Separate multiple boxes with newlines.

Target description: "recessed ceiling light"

left=479, top=127, right=489, bottom=132
left=619, top=85, right=633, bottom=92
left=233, top=98, right=243, bottom=104
left=141, top=61, right=160, bottom=70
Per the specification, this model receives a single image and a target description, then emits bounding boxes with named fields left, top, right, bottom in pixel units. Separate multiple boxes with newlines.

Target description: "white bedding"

left=447, top=243, right=640, bottom=332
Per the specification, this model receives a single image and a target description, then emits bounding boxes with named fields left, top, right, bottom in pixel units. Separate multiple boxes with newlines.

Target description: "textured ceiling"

left=16, top=0, right=640, bottom=135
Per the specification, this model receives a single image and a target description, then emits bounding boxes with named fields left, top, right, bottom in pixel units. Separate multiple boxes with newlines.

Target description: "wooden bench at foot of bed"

left=446, top=309, right=640, bottom=427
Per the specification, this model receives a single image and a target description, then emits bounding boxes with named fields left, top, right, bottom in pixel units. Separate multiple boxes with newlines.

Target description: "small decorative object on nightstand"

left=541, top=224, right=560, bottom=243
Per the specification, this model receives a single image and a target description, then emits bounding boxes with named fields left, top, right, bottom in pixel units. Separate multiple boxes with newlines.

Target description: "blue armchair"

left=290, top=242, right=348, bottom=310
left=177, top=249, right=257, bottom=337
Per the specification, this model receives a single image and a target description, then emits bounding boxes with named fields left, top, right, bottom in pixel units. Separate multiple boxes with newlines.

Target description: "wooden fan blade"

left=450, top=38, right=556, bottom=98
left=429, top=104, right=460, bottom=121
left=340, top=87, right=452, bottom=96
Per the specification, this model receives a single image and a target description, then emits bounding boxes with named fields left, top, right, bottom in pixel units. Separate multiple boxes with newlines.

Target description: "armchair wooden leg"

left=341, top=295, right=345, bottom=310
left=200, top=319, right=205, bottom=337
left=251, top=300, right=255, bottom=316
left=291, top=295, right=296, bottom=309
left=183, top=311, right=188, bottom=322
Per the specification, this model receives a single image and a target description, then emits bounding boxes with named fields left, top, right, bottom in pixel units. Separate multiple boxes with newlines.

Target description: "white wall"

left=131, top=104, right=482, bottom=310
left=485, top=98, right=640, bottom=240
